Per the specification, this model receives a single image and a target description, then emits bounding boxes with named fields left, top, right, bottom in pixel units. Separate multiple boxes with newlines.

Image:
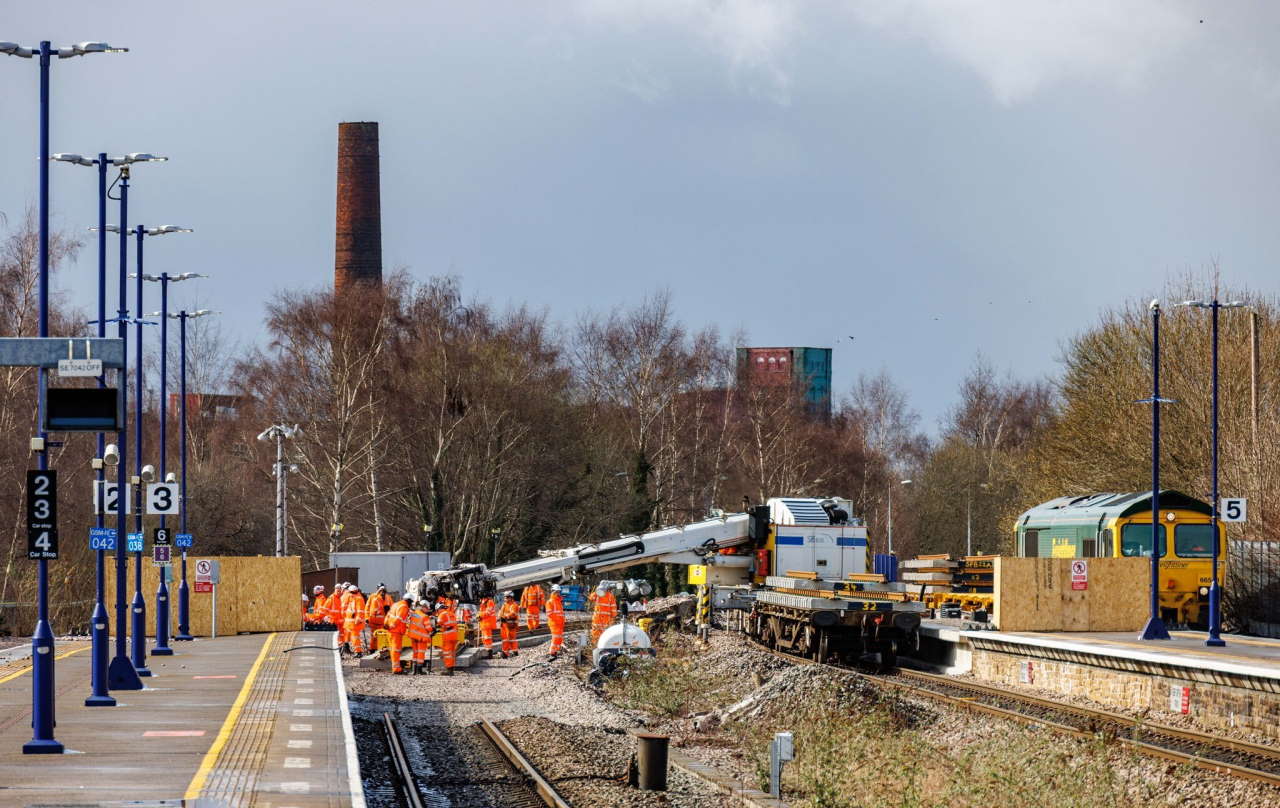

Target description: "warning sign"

left=1168, top=685, right=1190, bottom=714
left=194, top=581, right=213, bottom=594
left=1070, top=559, right=1088, bottom=591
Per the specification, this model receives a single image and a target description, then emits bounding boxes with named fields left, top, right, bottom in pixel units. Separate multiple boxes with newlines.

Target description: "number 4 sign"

left=1221, top=498, right=1247, bottom=523
left=146, top=483, right=179, bottom=515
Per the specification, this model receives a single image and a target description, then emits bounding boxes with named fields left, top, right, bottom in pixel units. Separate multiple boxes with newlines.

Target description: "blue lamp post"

left=142, top=268, right=202, bottom=655
left=1177, top=298, right=1248, bottom=647
left=3, top=38, right=127, bottom=754
left=167, top=308, right=216, bottom=641
left=1139, top=300, right=1173, bottom=641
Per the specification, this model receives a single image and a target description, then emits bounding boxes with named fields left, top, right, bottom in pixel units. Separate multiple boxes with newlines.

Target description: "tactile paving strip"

left=199, top=632, right=290, bottom=802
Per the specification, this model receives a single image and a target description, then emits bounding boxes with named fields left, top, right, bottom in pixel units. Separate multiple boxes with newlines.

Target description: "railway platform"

left=909, top=623, right=1280, bottom=741
left=0, top=630, right=363, bottom=807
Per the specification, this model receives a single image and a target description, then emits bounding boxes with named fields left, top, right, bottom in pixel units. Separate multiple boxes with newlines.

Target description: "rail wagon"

left=1015, top=490, right=1224, bottom=627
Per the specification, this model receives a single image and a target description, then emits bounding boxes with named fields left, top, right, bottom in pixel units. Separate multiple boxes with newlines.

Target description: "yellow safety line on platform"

left=183, top=633, right=276, bottom=800
left=0, top=644, right=91, bottom=685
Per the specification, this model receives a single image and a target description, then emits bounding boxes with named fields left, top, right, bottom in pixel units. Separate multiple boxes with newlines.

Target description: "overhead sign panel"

left=0, top=337, right=125, bottom=369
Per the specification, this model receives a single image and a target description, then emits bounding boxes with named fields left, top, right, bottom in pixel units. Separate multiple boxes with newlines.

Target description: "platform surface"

left=964, top=628, right=1280, bottom=681
left=0, top=631, right=362, bottom=807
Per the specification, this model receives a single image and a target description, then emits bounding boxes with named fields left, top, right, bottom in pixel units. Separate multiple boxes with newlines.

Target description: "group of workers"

left=302, top=579, right=626, bottom=675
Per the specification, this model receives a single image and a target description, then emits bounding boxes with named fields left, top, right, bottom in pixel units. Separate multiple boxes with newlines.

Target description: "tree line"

left=1, top=211, right=1274, bottom=631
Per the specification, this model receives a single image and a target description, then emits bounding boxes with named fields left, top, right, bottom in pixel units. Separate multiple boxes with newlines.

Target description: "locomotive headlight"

left=1199, top=586, right=1209, bottom=596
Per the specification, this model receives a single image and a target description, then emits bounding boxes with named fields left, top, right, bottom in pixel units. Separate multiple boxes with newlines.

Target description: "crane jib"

left=577, top=540, right=646, bottom=567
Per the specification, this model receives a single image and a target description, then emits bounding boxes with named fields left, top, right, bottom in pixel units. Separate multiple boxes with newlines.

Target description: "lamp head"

left=165, top=472, right=177, bottom=483
left=89, top=225, right=122, bottom=234
left=103, top=444, right=120, bottom=466
left=58, top=42, right=128, bottom=58
left=146, top=225, right=192, bottom=236
left=141, top=464, right=157, bottom=483
left=51, top=153, right=96, bottom=167
left=1149, top=299, right=1160, bottom=311
left=0, top=42, right=35, bottom=58
left=112, top=153, right=166, bottom=166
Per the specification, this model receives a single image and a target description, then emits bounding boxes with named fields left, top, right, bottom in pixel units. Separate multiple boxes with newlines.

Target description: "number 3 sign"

left=146, top=483, right=179, bottom=515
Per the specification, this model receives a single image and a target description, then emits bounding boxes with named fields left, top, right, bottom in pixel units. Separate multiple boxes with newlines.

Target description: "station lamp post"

left=167, top=309, right=217, bottom=640
left=143, top=271, right=203, bottom=654
left=965, top=482, right=991, bottom=558
left=1177, top=298, right=1248, bottom=647
left=1138, top=300, right=1173, bottom=641
left=257, top=424, right=301, bottom=556
left=4, top=38, right=127, bottom=753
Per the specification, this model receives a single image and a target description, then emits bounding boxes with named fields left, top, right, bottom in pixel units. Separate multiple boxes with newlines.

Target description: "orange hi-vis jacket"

left=406, top=608, right=433, bottom=642
left=546, top=592, right=565, bottom=623
left=478, top=598, right=496, bottom=627
left=309, top=593, right=327, bottom=620
left=365, top=591, right=393, bottom=624
left=385, top=600, right=410, bottom=633
left=329, top=590, right=349, bottom=625
left=498, top=600, right=520, bottom=624
left=520, top=584, right=545, bottom=615
left=591, top=591, right=617, bottom=627
left=344, top=592, right=367, bottom=626
left=435, top=607, right=457, bottom=635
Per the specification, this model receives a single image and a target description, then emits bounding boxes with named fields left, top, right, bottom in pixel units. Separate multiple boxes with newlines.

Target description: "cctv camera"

left=103, top=444, right=120, bottom=466
left=141, top=464, right=157, bottom=483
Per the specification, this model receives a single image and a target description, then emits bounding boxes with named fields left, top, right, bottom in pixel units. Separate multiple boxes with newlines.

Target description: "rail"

left=480, top=719, right=573, bottom=808
left=747, top=639, right=1280, bottom=789
left=381, top=713, right=424, bottom=808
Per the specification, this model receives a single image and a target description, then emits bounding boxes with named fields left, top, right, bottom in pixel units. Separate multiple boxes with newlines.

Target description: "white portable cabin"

left=768, top=497, right=867, bottom=581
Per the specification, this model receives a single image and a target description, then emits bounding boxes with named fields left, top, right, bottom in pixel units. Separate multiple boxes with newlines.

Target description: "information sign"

left=152, top=545, right=172, bottom=566
left=194, top=581, right=213, bottom=594
left=126, top=532, right=144, bottom=553
left=89, top=527, right=117, bottom=551
left=93, top=481, right=132, bottom=514
left=26, top=470, right=58, bottom=560
left=175, top=533, right=193, bottom=548
left=1070, top=559, right=1088, bottom=591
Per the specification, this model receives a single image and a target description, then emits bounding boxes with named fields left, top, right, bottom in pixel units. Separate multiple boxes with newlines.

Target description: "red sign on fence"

left=1070, top=560, right=1088, bottom=591
left=194, top=581, right=214, bottom=594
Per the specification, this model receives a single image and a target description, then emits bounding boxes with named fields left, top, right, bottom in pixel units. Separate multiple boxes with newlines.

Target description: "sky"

left=2, top=1, right=1277, bottom=433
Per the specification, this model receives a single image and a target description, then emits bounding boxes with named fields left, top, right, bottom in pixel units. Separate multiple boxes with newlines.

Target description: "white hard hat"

left=313, top=585, right=324, bottom=592
left=503, top=590, right=514, bottom=598
left=550, top=584, right=562, bottom=592
left=596, top=583, right=607, bottom=595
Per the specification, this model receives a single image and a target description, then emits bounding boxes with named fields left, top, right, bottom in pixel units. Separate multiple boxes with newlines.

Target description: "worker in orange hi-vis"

left=365, top=583, right=393, bottom=633
left=308, top=585, right=328, bottom=625
left=384, top=594, right=411, bottom=674
left=590, top=583, right=617, bottom=646
left=498, top=591, right=521, bottom=658
left=546, top=584, right=566, bottom=658
left=344, top=584, right=368, bottom=655
left=477, top=597, right=497, bottom=657
left=332, top=583, right=351, bottom=651
left=434, top=602, right=458, bottom=675
left=406, top=599, right=433, bottom=675
left=520, top=583, right=546, bottom=631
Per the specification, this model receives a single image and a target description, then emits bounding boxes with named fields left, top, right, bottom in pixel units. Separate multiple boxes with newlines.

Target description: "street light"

left=965, top=482, right=991, bottom=558
left=5, top=36, right=127, bottom=756
left=122, top=224, right=191, bottom=672
left=888, top=479, right=911, bottom=556
left=1138, top=300, right=1175, bottom=641
left=257, top=424, right=301, bottom=556
left=166, top=309, right=217, bottom=639
left=142, top=272, right=203, bottom=653
left=1177, top=298, right=1248, bottom=647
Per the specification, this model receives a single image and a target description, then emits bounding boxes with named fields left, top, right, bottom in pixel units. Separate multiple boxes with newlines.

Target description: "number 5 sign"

left=1221, top=498, right=1247, bottom=523
left=146, top=482, right=179, bottom=515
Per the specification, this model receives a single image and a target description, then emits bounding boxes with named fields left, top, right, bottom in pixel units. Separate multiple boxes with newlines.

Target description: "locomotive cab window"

left=1120, top=523, right=1165, bottom=557
left=1174, top=524, right=1215, bottom=558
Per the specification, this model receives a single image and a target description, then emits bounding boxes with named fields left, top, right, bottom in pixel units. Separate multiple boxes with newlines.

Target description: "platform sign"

left=1070, top=559, right=1088, bottom=591
left=175, top=533, right=193, bottom=548
left=153, top=527, right=171, bottom=546
left=194, top=558, right=220, bottom=584
left=26, top=470, right=58, bottom=560
left=1221, top=498, right=1247, bottom=523
left=194, top=581, right=213, bottom=594
left=89, top=527, right=117, bottom=551
left=126, top=532, right=144, bottom=553
left=146, top=482, right=179, bottom=515
left=152, top=545, right=172, bottom=566
left=1168, top=685, right=1191, bottom=714
left=93, top=481, right=132, bottom=514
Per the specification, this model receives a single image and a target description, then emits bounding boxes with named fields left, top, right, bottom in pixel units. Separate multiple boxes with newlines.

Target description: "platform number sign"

left=146, top=482, right=179, bottom=515
left=93, top=481, right=131, bottom=514
left=26, top=470, right=58, bottom=560
left=1220, top=498, right=1247, bottom=523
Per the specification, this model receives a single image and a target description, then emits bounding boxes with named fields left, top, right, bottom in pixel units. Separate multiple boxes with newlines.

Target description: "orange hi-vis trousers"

left=501, top=621, right=519, bottom=654
left=548, top=616, right=565, bottom=655
left=441, top=634, right=457, bottom=669
left=479, top=620, right=495, bottom=650
left=411, top=639, right=430, bottom=665
left=389, top=632, right=406, bottom=672
left=345, top=620, right=367, bottom=653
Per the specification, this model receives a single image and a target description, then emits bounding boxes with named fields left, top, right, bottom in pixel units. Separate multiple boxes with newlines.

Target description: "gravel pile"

left=498, top=716, right=734, bottom=808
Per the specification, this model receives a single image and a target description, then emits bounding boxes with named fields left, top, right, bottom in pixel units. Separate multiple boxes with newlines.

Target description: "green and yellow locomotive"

left=1015, top=490, right=1224, bottom=627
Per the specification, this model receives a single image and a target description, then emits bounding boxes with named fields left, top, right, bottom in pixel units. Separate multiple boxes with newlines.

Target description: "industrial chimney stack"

left=334, top=121, right=383, bottom=291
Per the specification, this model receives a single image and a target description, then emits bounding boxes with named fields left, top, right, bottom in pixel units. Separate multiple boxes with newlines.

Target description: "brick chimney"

left=334, top=122, right=383, bottom=291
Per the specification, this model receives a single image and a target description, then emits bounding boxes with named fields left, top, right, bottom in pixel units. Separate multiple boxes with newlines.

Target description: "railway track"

left=381, top=712, right=570, bottom=808
left=747, top=638, right=1280, bottom=790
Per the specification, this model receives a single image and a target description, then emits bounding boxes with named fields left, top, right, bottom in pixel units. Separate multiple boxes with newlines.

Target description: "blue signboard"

left=126, top=532, right=144, bottom=553
left=89, top=527, right=117, bottom=551
left=175, top=533, right=193, bottom=548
